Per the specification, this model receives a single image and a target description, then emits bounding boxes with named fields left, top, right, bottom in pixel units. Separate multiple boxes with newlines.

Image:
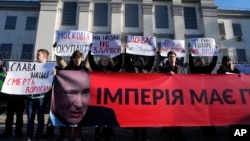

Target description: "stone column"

left=35, top=0, right=58, bottom=60
left=78, top=1, right=90, bottom=31
left=111, top=2, right=122, bottom=34
left=142, top=3, right=153, bottom=36
left=200, top=0, right=220, bottom=44
left=172, top=1, right=185, bottom=40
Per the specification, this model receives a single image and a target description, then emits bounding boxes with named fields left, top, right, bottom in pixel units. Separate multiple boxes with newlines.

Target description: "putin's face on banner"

left=51, top=70, right=90, bottom=125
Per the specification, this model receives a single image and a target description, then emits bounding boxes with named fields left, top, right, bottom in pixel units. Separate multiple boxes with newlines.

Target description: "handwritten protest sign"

left=91, top=34, right=121, bottom=56
left=235, top=64, right=250, bottom=74
left=1, top=62, right=55, bottom=95
left=54, top=30, right=93, bottom=56
left=126, top=35, right=156, bottom=56
left=189, top=38, right=219, bottom=57
left=160, top=39, right=185, bottom=57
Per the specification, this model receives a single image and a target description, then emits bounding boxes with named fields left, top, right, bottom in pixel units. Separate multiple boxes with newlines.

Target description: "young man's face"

left=73, top=57, right=82, bottom=66
left=168, top=54, right=176, bottom=64
left=51, top=71, right=90, bottom=125
left=37, top=51, right=47, bottom=63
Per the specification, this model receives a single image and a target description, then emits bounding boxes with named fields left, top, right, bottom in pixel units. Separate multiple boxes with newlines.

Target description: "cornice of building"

left=217, top=9, right=250, bottom=19
left=0, top=1, right=40, bottom=11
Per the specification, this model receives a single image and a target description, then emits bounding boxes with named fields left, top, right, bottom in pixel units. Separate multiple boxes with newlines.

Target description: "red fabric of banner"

left=89, top=72, right=250, bottom=127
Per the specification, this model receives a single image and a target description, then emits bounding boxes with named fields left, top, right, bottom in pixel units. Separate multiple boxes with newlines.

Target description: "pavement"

left=0, top=104, right=231, bottom=141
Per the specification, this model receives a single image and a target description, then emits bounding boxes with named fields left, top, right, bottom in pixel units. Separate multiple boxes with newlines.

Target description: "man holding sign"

left=25, top=49, right=54, bottom=140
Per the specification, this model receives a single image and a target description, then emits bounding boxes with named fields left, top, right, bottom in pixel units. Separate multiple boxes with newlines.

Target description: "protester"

left=0, top=64, right=25, bottom=139
left=53, top=50, right=89, bottom=141
left=26, top=49, right=51, bottom=140
left=217, top=56, right=240, bottom=74
left=88, top=47, right=122, bottom=141
left=159, top=51, right=184, bottom=141
left=189, top=54, right=218, bottom=74
left=189, top=48, right=219, bottom=139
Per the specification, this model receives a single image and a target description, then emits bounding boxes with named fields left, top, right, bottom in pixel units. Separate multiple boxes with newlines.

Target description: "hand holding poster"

left=54, top=30, right=93, bottom=56
left=160, top=39, right=185, bottom=57
left=126, top=35, right=156, bottom=56
left=1, top=62, right=55, bottom=95
left=189, top=38, right=219, bottom=57
left=91, top=34, right=121, bottom=56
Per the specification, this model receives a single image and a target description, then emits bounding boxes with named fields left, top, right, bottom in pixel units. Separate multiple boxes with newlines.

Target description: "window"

left=232, top=23, right=242, bottom=36
left=20, top=44, right=34, bottom=60
left=4, top=16, right=17, bottom=30
left=236, top=49, right=247, bottom=63
left=94, top=3, right=108, bottom=26
left=183, top=7, right=197, bottom=29
left=125, top=4, right=139, bottom=27
left=155, top=5, right=169, bottom=28
left=0, top=44, right=12, bottom=60
left=25, top=17, right=38, bottom=30
left=62, top=2, right=77, bottom=26
left=219, top=23, right=226, bottom=35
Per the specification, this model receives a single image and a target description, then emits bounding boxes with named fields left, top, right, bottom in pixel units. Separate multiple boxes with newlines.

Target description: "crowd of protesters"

left=0, top=43, right=241, bottom=141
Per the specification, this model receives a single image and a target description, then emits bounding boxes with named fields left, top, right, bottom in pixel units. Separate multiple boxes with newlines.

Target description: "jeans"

left=26, top=96, right=48, bottom=139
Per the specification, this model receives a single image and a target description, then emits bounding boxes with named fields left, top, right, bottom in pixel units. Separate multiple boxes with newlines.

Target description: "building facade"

left=0, top=0, right=249, bottom=64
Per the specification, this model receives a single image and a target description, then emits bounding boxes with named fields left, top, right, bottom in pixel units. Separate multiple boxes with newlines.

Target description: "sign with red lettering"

left=1, top=62, right=55, bottom=95
left=54, top=30, right=93, bottom=57
left=189, top=38, right=219, bottom=57
left=91, top=34, right=121, bottom=56
left=160, top=39, right=185, bottom=57
left=90, top=72, right=250, bottom=127
left=126, top=35, right=157, bottom=56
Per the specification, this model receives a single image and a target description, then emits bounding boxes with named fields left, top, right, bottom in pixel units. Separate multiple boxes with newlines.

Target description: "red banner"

left=90, top=72, right=250, bottom=127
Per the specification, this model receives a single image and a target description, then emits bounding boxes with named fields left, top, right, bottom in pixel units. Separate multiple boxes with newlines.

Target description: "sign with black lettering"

left=54, top=30, right=93, bottom=56
left=90, top=72, right=250, bottom=127
left=1, top=62, right=55, bottom=95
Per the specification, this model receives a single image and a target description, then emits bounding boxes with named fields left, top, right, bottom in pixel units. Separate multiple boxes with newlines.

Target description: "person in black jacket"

left=88, top=48, right=122, bottom=141
left=189, top=48, right=219, bottom=139
left=159, top=51, right=185, bottom=141
left=123, top=53, right=155, bottom=141
left=189, top=55, right=217, bottom=74
left=217, top=56, right=240, bottom=74
left=50, top=50, right=89, bottom=141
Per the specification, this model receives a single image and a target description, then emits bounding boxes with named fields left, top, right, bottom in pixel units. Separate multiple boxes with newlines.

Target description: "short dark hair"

left=222, top=56, right=231, bottom=62
left=167, top=51, right=176, bottom=57
left=71, top=50, right=83, bottom=59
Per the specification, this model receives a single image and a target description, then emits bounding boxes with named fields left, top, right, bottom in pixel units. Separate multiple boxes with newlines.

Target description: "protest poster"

left=90, top=72, right=250, bottom=127
left=189, top=38, right=219, bottom=57
left=126, top=35, right=157, bottom=56
left=91, top=34, right=121, bottom=56
left=235, top=64, right=250, bottom=74
left=49, top=71, right=250, bottom=127
left=54, top=30, right=92, bottom=57
left=160, top=39, right=185, bottom=57
left=1, top=62, right=55, bottom=95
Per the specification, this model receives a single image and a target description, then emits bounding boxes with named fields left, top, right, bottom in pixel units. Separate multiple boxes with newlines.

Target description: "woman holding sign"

left=88, top=45, right=122, bottom=141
